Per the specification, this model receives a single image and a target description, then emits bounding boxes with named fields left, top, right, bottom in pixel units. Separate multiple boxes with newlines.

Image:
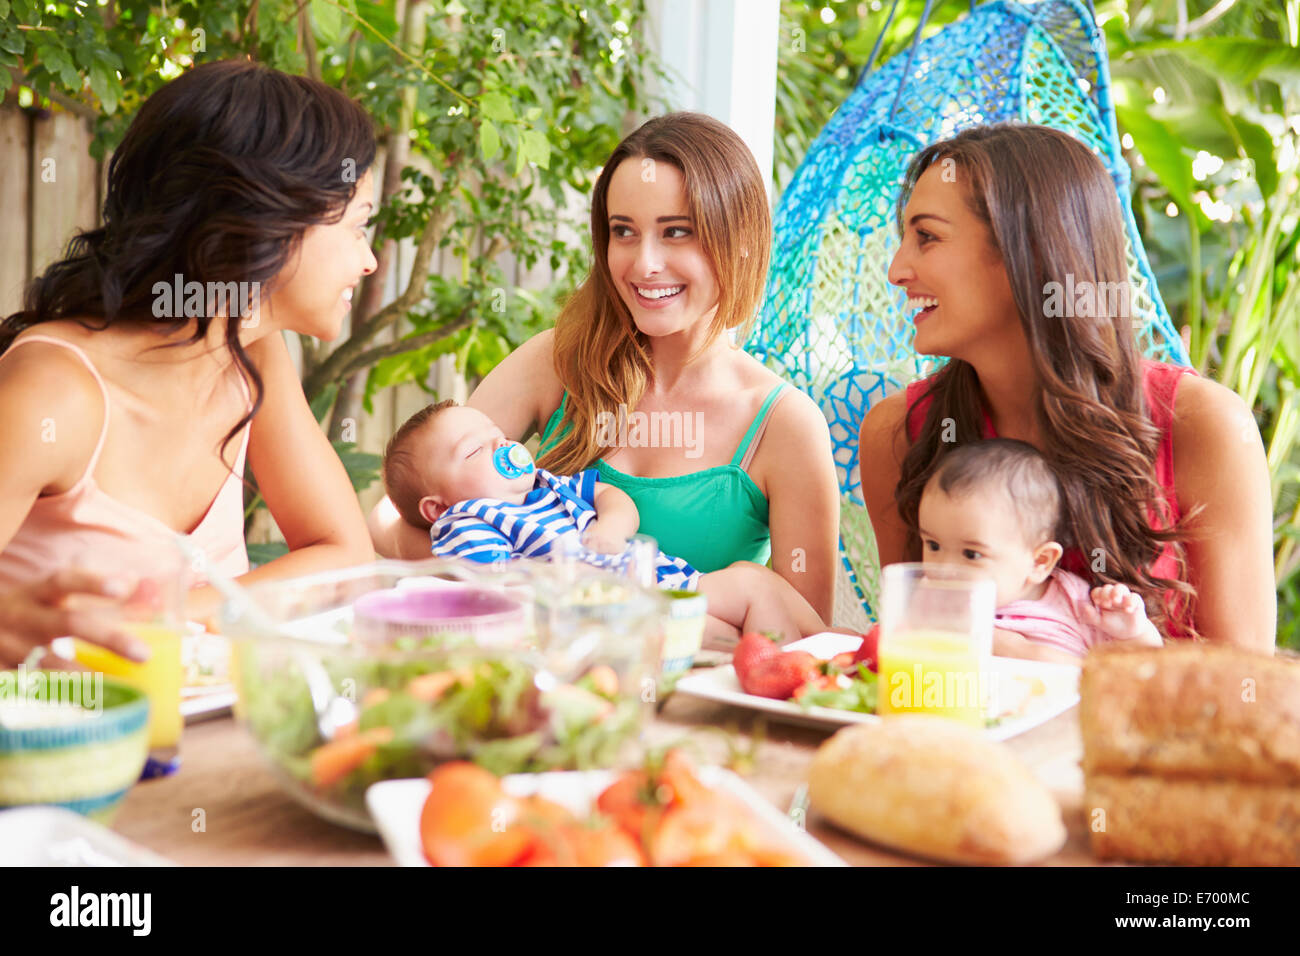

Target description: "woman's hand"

left=0, top=570, right=150, bottom=669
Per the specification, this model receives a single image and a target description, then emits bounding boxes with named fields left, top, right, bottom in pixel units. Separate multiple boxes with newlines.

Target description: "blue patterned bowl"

left=0, top=671, right=150, bottom=824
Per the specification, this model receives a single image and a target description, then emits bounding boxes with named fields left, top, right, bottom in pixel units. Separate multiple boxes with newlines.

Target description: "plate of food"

left=366, top=751, right=846, bottom=867
left=181, top=625, right=236, bottom=722
left=674, top=632, right=1080, bottom=740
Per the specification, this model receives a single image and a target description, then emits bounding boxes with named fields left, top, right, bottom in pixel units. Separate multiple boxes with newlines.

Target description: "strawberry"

left=792, top=674, right=840, bottom=701
left=828, top=652, right=856, bottom=671
left=739, top=650, right=821, bottom=699
left=732, top=631, right=783, bottom=686
left=853, top=624, right=881, bottom=673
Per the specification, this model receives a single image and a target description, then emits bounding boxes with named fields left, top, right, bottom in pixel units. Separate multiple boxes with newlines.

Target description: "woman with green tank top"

left=369, top=113, right=840, bottom=623
left=536, top=384, right=788, bottom=574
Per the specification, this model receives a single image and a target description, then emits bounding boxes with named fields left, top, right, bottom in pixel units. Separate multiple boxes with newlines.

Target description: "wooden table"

left=113, top=692, right=1100, bottom=866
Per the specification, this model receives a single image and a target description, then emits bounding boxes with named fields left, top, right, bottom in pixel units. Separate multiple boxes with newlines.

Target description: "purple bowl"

left=351, top=585, right=526, bottom=643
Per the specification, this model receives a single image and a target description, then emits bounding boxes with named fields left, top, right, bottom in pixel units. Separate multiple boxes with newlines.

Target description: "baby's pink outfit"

left=0, top=334, right=250, bottom=589
left=993, top=568, right=1107, bottom=658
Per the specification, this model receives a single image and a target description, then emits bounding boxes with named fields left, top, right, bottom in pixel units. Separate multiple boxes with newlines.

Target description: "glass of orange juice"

left=72, top=539, right=189, bottom=775
left=875, top=563, right=995, bottom=727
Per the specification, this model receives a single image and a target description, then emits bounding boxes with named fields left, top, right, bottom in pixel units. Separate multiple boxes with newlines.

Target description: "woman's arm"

left=370, top=328, right=563, bottom=558
left=1171, top=375, right=1277, bottom=650
left=858, top=391, right=913, bottom=569
left=0, top=346, right=146, bottom=664
left=188, top=332, right=374, bottom=617
left=761, top=390, right=839, bottom=623
left=467, top=327, right=563, bottom=441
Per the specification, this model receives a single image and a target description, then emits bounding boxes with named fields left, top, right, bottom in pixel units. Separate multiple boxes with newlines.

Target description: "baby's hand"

left=1080, top=583, right=1162, bottom=645
left=580, top=520, right=628, bottom=556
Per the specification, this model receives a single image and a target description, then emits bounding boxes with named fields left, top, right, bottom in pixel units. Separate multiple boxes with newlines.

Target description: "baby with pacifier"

left=381, top=400, right=827, bottom=640
left=915, top=438, right=1164, bottom=663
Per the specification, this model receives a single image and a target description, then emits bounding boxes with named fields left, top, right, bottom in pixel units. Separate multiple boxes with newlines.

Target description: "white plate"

left=673, top=633, right=1080, bottom=741
left=366, top=768, right=847, bottom=867
left=0, top=807, right=174, bottom=867
left=181, top=686, right=237, bottom=722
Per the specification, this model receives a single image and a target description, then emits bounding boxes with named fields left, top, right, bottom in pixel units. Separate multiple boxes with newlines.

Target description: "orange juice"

left=876, top=629, right=984, bottom=726
left=75, top=623, right=183, bottom=750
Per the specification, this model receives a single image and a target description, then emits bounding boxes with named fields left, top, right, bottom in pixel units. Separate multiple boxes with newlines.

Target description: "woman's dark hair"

left=1, top=58, right=376, bottom=460
left=893, top=123, right=1199, bottom=638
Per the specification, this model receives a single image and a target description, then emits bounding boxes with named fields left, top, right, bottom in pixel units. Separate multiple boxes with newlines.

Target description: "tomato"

left=419, top=762, right=534, bottom=867
left=561, top=823, right=646, bottom=867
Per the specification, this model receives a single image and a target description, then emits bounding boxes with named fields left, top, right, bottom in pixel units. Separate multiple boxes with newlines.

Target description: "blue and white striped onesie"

left=429, top=467, right=701, bottom=591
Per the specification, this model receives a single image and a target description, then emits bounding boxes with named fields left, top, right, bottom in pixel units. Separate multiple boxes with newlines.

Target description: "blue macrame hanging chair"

left=748, top=0, right=1190, bottom=629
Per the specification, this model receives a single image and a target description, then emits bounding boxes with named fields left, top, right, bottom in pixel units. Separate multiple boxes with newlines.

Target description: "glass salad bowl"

left=220, top=559, right=665, bottom=833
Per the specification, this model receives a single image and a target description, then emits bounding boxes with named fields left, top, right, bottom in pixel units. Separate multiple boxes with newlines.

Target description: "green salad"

left=238, top=633, right=641, bottom=817
left=794, top=665, right=879, bottom=714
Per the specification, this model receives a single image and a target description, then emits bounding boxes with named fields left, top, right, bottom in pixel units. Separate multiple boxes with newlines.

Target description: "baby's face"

left=917, top=481, right=1052, bottom=607
left=415, top=406, right=535, bottom=515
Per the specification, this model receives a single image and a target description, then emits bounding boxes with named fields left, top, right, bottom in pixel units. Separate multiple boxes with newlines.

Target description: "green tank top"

left=536, top=385, right=788, bottom=574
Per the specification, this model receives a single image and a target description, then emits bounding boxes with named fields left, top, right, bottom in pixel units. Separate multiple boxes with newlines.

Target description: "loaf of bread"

left=1086, top=773, right=1300, bottom=865
left=1080, top=643, right=1300, bottom=864
left=1080, top=643, right=1300, bottom=784
left=808, top=716, right=1066, bottom=865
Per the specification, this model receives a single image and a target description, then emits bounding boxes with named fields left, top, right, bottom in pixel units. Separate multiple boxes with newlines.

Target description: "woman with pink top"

left=0, top=60, right=377, bottom=667
left=859, top=124, right=1275, bottom=650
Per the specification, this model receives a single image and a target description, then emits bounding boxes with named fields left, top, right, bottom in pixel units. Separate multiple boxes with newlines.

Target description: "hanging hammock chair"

left=749, top=0, right=1190, bottom=629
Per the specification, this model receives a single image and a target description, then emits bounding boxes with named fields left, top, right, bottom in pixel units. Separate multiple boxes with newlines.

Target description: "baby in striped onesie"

left=382, top=401, right=826, bottom=640
left=916, top=439, right=1164, bottom=663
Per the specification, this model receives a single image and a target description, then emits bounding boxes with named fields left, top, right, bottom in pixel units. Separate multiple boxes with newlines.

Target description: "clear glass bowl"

left=221, top=559, right=665, bottom=832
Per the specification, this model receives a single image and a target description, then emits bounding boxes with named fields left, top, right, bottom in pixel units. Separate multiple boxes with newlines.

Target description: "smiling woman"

left=370, top=113, right=841, bottom=629
left=0, top=60, right=379, bottom=668
left=859, top=123, right=1276, bottom=650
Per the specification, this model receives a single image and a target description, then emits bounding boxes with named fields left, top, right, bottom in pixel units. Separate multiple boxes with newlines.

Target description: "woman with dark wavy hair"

left=0, top=59, right=378, bottom=667
left=859, top=123, right=1275, bottom=650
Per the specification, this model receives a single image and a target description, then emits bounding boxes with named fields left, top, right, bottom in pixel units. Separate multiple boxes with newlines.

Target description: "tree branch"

left=336, top=308, right=475, bottom=380
left=1186, top=0, right=1239, bottom=35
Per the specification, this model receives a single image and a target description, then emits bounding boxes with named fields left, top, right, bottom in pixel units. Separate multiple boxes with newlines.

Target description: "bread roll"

left=1087, top=773, right=1300, bottom=865
left=808, top=716, right=1066, bottom=864
left=1080, top=643, right=1300, bottom=784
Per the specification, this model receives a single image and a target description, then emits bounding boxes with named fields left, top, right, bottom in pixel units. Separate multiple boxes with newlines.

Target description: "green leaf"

left=246, top=541, right=290, bottom=568
left=331, top=441, right=382, bottom=493
left=479, top=91, right=514, bottom=123
left=89, top=59, right=118, bottom=115
left=478, top=119, right=500, bottom=161
left=1126, top=38, right=1300, bottom=88
left=311, top=0, right=346, bottom=45
left=1114, top=103, right=1207, bottom=231
left=521, top=128, right=550, bottom=170
left=0, top=2, right=10, bottom=19
left=309, top=382, right=340, bottom=424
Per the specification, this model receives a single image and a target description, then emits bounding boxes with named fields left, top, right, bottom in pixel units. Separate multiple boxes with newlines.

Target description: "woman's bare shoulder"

left=0, top=336, right=105, bottom=490
left=859, top=389, right=910, bottom=452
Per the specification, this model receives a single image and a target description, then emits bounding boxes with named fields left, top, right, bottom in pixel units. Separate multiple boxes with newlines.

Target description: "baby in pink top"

left=916, top=439, right=1163, bottom=662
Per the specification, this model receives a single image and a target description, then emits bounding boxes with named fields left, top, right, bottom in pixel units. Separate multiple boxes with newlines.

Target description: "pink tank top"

left=0, top=334, right=251, bottom=588
left=905, top=359, right=1195, bottom=638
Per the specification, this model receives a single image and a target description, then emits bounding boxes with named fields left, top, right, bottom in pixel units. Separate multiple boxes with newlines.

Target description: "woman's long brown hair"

left=894, top=124, right=1199, bottom=638
left=538, top=112, right=771, bottom=474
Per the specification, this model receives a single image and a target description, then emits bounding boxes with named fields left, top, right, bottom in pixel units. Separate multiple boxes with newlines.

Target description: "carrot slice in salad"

left=310, top=727, right=394, bottom=788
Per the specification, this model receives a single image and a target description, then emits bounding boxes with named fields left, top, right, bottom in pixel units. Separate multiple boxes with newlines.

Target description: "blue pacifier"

left=493, top=442, right=536, bottom=479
